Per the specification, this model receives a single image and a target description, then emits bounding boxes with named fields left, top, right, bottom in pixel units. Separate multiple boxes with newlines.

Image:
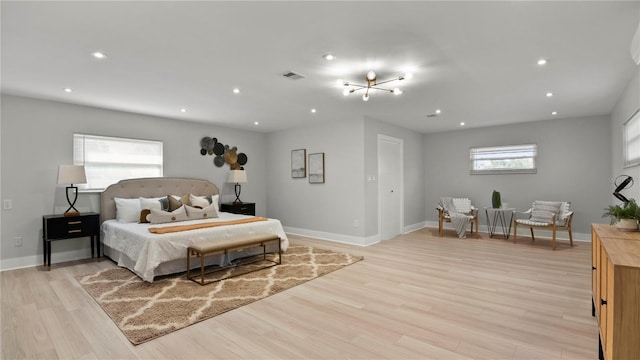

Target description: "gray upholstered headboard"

left=101, top=177, right=220, bottom=221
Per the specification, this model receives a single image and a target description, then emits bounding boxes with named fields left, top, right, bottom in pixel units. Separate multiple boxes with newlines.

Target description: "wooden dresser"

left=591, top=224, right=640, bottom=360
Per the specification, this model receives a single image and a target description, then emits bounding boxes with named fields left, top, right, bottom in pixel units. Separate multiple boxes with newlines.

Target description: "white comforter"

left=102, top=212, right=289, bottom=282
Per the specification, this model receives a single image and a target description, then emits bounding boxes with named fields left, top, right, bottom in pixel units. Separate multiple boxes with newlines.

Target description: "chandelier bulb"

left=362, top=93, right=369, bottom=101
left=366, top=71, right=376, bottom=81
left=393, top=88, right=402, bottom=95
left=343, top=88, right=351, bottom=96
left=404, top=72, right=413, bottom=79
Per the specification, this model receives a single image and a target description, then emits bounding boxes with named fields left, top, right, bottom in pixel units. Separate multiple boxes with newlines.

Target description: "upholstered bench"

left=186, top=233, right=281, bottom=285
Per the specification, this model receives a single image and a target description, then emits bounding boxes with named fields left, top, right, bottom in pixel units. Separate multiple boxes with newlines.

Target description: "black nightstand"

left=220, top=202, right=255, bottom=216
left=42, top=212, right=100, bottom=268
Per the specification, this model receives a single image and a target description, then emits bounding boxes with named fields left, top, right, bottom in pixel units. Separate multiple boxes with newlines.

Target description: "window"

left=624, top=109, right=640, bottom=168
left=73, top=133, right=163, bottom=191
left=470, top=144, right=537, bottom=175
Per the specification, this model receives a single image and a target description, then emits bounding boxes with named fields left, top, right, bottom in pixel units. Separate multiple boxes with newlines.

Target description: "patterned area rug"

left=76, top=245, right=363, bottom=345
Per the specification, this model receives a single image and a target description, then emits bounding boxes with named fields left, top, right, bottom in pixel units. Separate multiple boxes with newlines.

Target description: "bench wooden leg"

left=199, top=252, right=205, bottom=285
left=186, top=248, right=191, bottom=280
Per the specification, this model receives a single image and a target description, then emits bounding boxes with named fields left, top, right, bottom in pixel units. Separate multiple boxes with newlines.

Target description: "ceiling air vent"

left=282, top=71, right=306, bottom=80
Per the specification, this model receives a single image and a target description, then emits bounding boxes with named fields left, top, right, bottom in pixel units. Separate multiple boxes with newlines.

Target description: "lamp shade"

left=226, top=169, right=247, bottom=184
left=57, top=165, right=87, bottom=185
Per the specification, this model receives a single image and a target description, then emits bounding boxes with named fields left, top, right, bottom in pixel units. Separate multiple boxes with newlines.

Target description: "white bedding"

left=102, top=212, right=289, bottom=282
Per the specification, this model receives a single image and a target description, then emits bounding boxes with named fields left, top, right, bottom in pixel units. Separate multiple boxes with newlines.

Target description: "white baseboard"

left=285, top=221, right=428, bottom=247
left=403, top=221, right=427, bottom=234
left=283, top=226, right=380, bottom=246
left=0, top=248, right=93, bottom=272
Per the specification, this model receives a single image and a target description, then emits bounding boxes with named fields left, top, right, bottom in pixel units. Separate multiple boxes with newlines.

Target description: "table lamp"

left=226, top=170, right=247, bottom=204
left=57, top=165, right=87, bottom=216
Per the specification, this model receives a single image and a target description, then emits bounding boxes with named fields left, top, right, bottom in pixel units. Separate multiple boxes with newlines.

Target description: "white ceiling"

left=2, top=1, right=639, bottom=133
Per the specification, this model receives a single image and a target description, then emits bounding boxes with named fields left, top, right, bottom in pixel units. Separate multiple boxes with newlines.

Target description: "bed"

left=100, top=177, right=288, bottom=282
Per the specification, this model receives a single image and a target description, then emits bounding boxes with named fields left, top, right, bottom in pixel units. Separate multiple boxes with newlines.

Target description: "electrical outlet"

left=3, top=200, right=12, bottom=210
left=14, top=237, right=22, bottom=247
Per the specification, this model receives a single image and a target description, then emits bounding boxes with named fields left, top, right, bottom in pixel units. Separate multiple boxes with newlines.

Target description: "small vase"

left=616, top=219, right=639, bottom=231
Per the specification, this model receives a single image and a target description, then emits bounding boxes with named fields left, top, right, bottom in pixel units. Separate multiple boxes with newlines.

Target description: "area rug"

left=76, top=245, right=363, bottom=345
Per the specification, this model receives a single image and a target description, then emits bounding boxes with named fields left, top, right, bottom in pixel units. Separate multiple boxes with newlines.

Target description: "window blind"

left=73, top=133, right=163, bottom=191
left=624, top=109, right=640, bottom=168
left=470, top=144, right=537, bottom=175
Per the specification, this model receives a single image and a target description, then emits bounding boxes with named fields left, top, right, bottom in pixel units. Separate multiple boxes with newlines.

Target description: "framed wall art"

left=308, top=152, right=325, bottom=184
left=291, top=149, right=306, bottom=178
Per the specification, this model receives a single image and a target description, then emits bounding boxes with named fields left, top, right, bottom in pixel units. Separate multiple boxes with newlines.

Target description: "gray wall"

left=611, top=66, right=640, bottom=201
left=1, top=94, right=268, bottom=269
left=265, top=116, right=426, bottom=244
left=266, top=119, right=367, bottom=244
left=363, top=117, right=426, bottom=237
left=2, top=63, right=637, bottom=268
left=424, top=115, right=612, bottom=239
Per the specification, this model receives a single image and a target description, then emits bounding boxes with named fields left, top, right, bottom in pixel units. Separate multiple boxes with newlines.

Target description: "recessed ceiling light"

left=435, top=109, right=442, bottom=114
left=181, top=108, right=187, bottom=113
left=460, top=122, right=465, bottom=126
left=552, top=111, right=558, bottom=115
left=322, top=53, right=336, bottom=61
left=537, top=59, right=548, bottom=66
left=254, top=121, right=259, bottom=125
left=546, top=92, right=553, bottom=97
left=311, top=108, right=317, bottom=113
left=64, top=88, right=72, bottom=93
left=233, top=88, right=240, bottom=94
left=92, top=51, right=107, bottom=59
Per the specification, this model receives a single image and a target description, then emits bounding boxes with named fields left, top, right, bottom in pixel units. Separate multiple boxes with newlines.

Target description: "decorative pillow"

left=139, top=209, right=152, bottom=223
left=185, top=204, right=219, bottom=220
left=452, top=198, right=472, bottom=214
left=115, top=197, right=141, bottom=223
left=530, top=201, right=562, bottom=223
left=148, top=206, right=188, bottom=224
left=190, top=194, right=211, bottom=209
left=139, top=197, right=169, bottom=223
left=168, top=195, right=183, bottom=212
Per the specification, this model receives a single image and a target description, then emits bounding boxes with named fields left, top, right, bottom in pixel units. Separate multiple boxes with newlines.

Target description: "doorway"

left=378, top=135, right=404, bottom=241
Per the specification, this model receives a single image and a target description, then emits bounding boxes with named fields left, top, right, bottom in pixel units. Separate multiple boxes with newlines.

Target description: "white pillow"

left=530, top=201, right=562, bottom=223
left=189, top=194, right=210, bottom=208
left=140, top=197, right=165, bottom=211
left=189, top=194, right=220, bottom=212
left=115, top=198, right=141, bottom=223
left=185, top=204, right=219, bottom=220
left=148, top=206, right=188, bottom=224
left=210, top=194, right=219, bottom=212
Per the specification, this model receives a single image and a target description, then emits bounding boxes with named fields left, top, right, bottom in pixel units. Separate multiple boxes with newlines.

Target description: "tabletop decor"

left=603, top=198, right=640, bottom=231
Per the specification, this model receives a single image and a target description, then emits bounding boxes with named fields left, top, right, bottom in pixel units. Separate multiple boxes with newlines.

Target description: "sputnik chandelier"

left=340, top=71, right=412, bottom=101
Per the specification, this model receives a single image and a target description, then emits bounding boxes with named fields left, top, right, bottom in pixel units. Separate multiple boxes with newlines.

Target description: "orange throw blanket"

left=148, top=217, right=268, bottom=234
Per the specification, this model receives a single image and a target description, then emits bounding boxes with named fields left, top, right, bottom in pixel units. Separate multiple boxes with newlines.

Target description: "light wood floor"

left=1, top=228, right=597, bottom=359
